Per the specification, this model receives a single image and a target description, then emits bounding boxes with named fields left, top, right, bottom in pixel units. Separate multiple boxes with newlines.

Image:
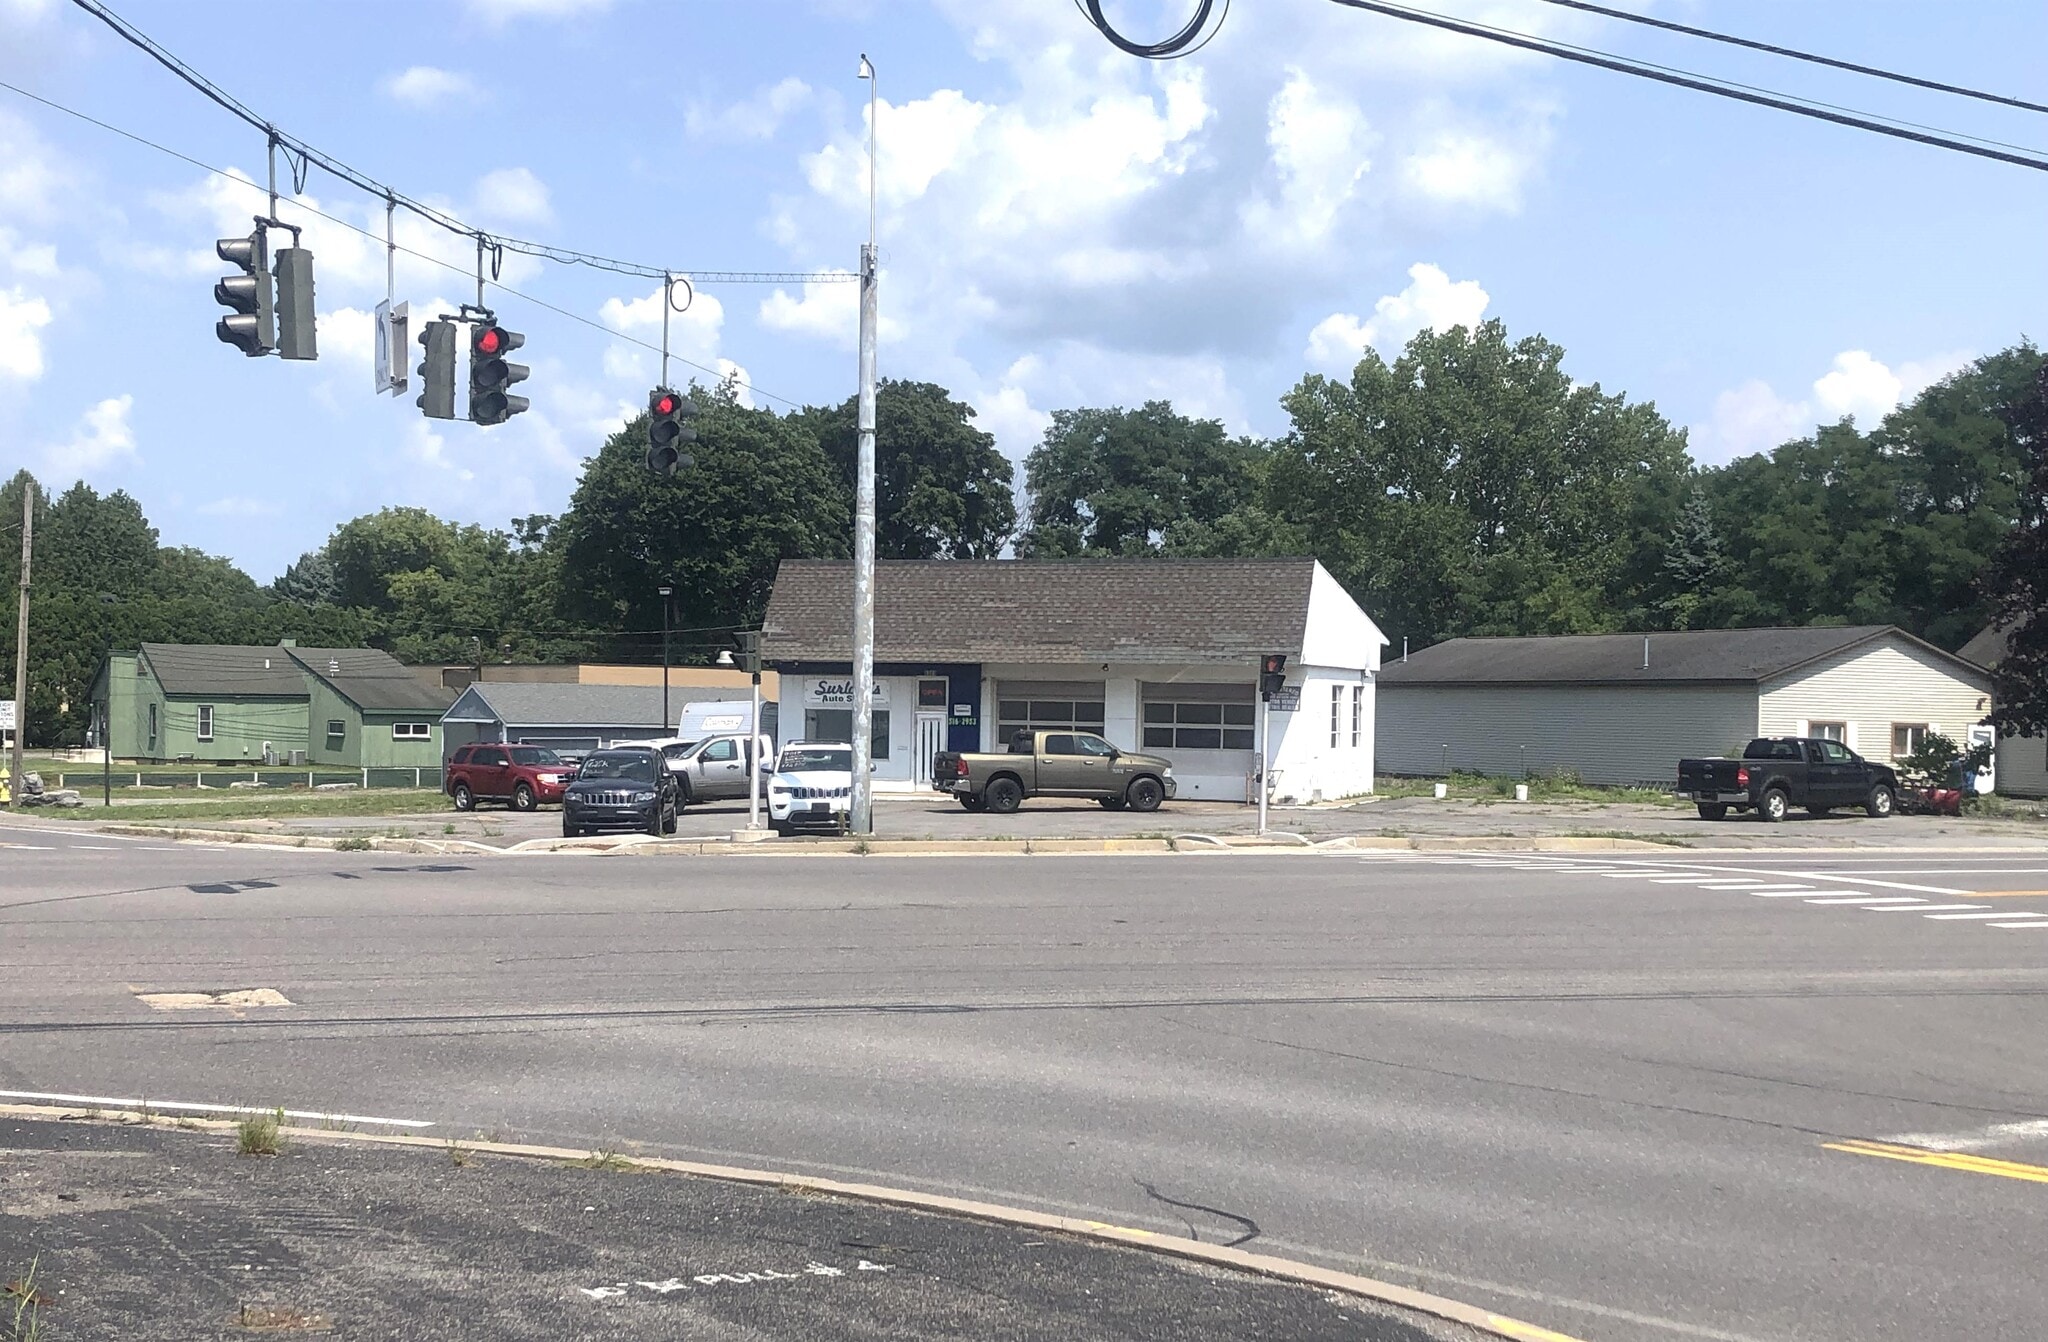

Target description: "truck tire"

left=1098, top=795, right=1126, bottom=811
left=451, top=782, right=475, bottom=812
left=1865, top=783, right=1895, bottom=818
left=958, top=795, right=985, bottom=812
left=1126, top=776, right=1165, bottom=813
left=1806, top=805, right=1830, bottom=818
left=673, top=778, right=693, bottom=810
left=512, top=782, right=536, bottom=812
left=1696, top=803, right=1728, bottom=821
left=1759, top=787, right=1789, bottom=823
left=984, top=777, right=1024, bottom=814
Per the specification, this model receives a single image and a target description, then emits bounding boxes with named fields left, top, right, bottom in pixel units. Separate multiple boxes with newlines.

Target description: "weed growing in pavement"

left=1563, top=829, right=1692, bottom=847
left=445, top=1140, right=473, bottom=1168
left=852, top=839, right=871, bottom=855
left=333, top=837, right=371, bottom=852
left=237, top=1108, right=286, bottom=1156
left=5, top=1255, right=45, bottom=1342
left=442, top=823, right=457, bottom=834
left=574, top=1146, right=637, bottom=1172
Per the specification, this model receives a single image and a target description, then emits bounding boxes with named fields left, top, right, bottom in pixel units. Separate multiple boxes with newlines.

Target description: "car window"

left=1044, top=734, right=1078, bottom=756
left=1819, top=741, right=1854, bottom=764
left=508, top=747, right=559, bottom=766
left=451, top=746, right=472, bottom=764
left=663, top=745, right=690, bottom=762
left=579, top=753, right=654, bottom=783
left=779, top=748, right=851, bottom=772
left=703, top=739, right=738, bottom=762
left=477, top=748, right=507, bottom=766
left=1076, top=735, right=1116, bottom=758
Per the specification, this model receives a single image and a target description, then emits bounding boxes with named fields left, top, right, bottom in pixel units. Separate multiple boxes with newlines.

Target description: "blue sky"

left=1, top=0, right=2043, bottom=582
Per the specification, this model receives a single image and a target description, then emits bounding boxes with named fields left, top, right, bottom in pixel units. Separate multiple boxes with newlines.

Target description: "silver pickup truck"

left=628, top=733, right=771, bottom=807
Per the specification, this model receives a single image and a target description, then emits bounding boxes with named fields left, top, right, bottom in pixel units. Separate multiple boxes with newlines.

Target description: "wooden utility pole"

left=9, top=482, right=30, bottom=803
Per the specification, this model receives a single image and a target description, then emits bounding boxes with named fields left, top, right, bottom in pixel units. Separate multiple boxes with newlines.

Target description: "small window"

left=1076, top=735, right=1116, bottom=758
left=476, top=747, right=507, bottom=766
left=1331, top=687, right=1343, bottom=748
left=917, top=678, right=949, bottom=709
left=702, top=738, right=738, bottom=762
left=393, top=722, right=431, bottom=740
left=1819, top=741, right=1854, bottom=764
left=196, top=705, right=214, bottom=742
left=451, top=746, right=473, bottom=764
left=148, top=703, right=159, bottom=750
left=1810, top=721, right=1846, bottom=742
left=1350, top=685, right=1362, bottom=748
left=326, top=719, right=347, bottom=743
left=1891, top=724, right=1928, bottom=757
left=1044, top=734, right=1078, bottom=756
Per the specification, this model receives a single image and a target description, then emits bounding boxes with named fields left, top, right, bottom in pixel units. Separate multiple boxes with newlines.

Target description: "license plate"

left=807, top=803, right=830, bottom=815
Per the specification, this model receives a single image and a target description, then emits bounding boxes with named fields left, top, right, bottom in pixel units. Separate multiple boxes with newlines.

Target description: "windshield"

left=778, top=748, right=851, bottom=773
left=577, top=753, right=655, bottom=783
left=508, top=747, right=561, bottom=767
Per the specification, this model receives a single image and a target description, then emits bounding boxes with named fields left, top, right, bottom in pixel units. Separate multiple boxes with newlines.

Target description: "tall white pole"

left=850, top=54, right=879, bottom=835
left=1257, top=692, right=1270, bottom=836
left=748, top=668, right=763, bottom=831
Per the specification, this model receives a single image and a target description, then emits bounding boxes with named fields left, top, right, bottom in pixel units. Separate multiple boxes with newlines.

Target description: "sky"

left=0, top=0, right=2043, bottom=582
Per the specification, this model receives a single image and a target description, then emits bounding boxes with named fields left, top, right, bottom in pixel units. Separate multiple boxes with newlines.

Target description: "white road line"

left=1598, top=872, right=1688, bottom=879
left=1991, top=921, right=2048, bottom=929
left=1585, top=858, right=1968, bottom=897
left=0, top=1090, right=433, bottom=1129
left=1748, top=890, right=1824, bottom=897
left=1884, top=1119, right=2048, bottom=1152
left=1867, top=904, right=1988, bottom=913
left=1924, top=911, right=2031, bottom=920
left=1803, top=895, right=1923, bottom=905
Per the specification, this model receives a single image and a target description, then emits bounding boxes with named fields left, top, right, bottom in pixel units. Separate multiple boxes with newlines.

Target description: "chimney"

left=1642, top=636, right=1650, bottom=671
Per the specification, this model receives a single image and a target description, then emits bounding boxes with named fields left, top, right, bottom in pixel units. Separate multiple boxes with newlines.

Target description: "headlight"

left=1163, top=767, right=1173, bottom=776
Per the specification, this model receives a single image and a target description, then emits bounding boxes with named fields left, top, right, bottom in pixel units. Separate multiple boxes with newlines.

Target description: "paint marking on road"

left=1484, top=1315, right=1592, bottom=1342
left=1748, top=890, right=1824, bottom=897
left=1924, top=911, right=2032, bottom=920
left=1990, top=921, right=2048, bottom=929
left=1958, top=890, right=2048, bottom=898
left=0, top=843, right=53, bottom=850
left=1596, top=859, right=1968, bottom=897
left=136, top=988, right=293, bottom=1010
left=0, top=1090, right=433, bottom=1129
left=1882, top=1120, right=2048, bottom=1153
left=1803, top=895, right=1923, bottom=905
left=1597, top=871, right=1688, bottom=879
left=1825, top=1139, right=2048, bottom=1185
left=1867, top=904, right=1988, bottom=913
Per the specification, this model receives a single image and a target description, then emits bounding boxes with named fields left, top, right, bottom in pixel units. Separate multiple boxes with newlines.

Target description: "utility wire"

left=0, top=76, right=812, bottom=409
left=63, top=0, right=854, bottom=287
left=1073, top=0, right=1231, bottom=58
left=1322, top=0, right=2048, bottom=172
left=1531, top=0, right=2048, bottom=118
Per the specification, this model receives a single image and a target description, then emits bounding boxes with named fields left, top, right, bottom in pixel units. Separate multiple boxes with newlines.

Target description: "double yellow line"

left=1825, top=1139, right=2048, bottom=1185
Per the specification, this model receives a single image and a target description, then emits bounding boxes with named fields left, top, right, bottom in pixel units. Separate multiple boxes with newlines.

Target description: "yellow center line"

left=1824, top=1139, right=2048, bottom=1185
left=1486, top=1316, right=1592, bottom=1342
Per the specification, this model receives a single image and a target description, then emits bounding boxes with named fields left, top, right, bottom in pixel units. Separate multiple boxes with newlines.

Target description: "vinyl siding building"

left=762, top=558, right=1387, bottom=801
left=1958, top=621, right=2048, bottom=798
left=1377, top=626, right=1993, bottom=786
left=287, top=648, right=454, bottom=768
left=438, top=683, right=677, bottom=758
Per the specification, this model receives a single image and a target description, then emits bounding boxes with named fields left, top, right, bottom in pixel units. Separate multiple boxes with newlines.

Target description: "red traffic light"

left=477, top=327, right=503, bottom=356
left=1262, top=653, right=1286, bottom=675
left=654, top=394, right=676, bottom=415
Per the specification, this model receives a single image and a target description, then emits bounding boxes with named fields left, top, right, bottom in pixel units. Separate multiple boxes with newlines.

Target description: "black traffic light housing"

left=646, top=386, right=698, bottom=476
left=469, top=322, right=530, bottom=426
left=415, top=319, right=458, bottom=420
left=214, top=225, right=274, bottom=356
left=1259, top=652, right=1287, bottom=699
left=273, top=245, right=317, bottom=361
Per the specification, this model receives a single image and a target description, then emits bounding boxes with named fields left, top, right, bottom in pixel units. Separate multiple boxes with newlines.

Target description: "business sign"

left=0, top=700, right=14, bottom=732
left=802, top=678, right=890, bottom=708
left=1269, top=687, right=1300, bottom=712
left=697, top=713, right=746, bottom=733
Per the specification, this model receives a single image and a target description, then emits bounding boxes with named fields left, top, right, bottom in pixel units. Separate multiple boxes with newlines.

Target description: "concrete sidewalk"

left=0, top=1113, right=1496, bottom=1342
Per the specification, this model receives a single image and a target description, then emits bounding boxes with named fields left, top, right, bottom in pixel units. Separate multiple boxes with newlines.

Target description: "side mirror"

left=869, top=762, right=878, bottom=772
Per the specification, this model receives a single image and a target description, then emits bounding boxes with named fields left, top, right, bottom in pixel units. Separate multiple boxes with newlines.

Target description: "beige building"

left=1377, top=625, right=1993, bottom=786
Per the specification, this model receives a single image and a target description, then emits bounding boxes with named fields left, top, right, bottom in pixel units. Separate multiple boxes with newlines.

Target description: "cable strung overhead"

left=1073, top=0, right=1231, bottom=58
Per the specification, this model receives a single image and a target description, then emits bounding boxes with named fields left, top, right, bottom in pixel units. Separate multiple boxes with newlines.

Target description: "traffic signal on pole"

left=737, top=630, right=762, bottom=678
left=273, top=245, right=317, bottom=361
left=646, top=386, right=697, bottom=476
left=469, top=323, right=530, bottom=426
left=214, top=227, right=274, bottom=356
left=415, top=319, right=458, bottom=420
left=1259, top=652, right=1287, bottom=698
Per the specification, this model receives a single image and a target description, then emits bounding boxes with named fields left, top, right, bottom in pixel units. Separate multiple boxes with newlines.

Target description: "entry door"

left=915, top=714, right=947, bottom=786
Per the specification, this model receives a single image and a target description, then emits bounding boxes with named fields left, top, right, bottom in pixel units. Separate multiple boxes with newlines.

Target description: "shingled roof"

left=1377, top=625, right=1989, bottom=687
left=140, top=644, right=307, bottom=698
left=761, top=559, right=1320, bottom=666
left=287, top=648, right=454, bottom=713
left=442, top=682, right=674, bottom=729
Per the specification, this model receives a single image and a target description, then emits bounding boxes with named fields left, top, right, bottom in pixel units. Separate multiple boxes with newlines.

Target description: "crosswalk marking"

left=1990, top=921, right=2048, bottom=929
left=1869, top=904, right=1986, bottom=913
left=1804, top=895, right=1922, bottom=905
left=1924, top=911, right=2026, bottom=920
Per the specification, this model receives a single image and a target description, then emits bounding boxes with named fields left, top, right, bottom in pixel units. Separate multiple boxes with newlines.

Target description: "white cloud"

left=1401, top=130, right=1534, bottom=213
left=1693, top=348, right=1977, bottom=462
left=1241, top=69, right=1374, bottom=247
left=0, top=110, right=66, bottom=224
left=758, top=272, right=906, bottom=350
left=598, top=281, right=727, bottom=382
left=1306, top=262, right=1490, bottom=369
left=0, top=285, right=53, bottom=379
left=472, top=167, right=552, bottom=226
left=317, top=306, right=377, bottom=369
left=687, top=77, right=813, bottom=141
left=381, top=66, right=481, bottom=109
left=43, top=395, right=136, bottom=478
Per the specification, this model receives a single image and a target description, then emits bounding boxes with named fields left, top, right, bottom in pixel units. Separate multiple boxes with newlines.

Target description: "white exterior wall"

left=1375, top=683, right=1760, bottom=785
left=1758, top=635, right=1991, bottom=766
left=1268, top=667, right=1376, bottom=801
left=1995, top=731, right=2048, bottom=798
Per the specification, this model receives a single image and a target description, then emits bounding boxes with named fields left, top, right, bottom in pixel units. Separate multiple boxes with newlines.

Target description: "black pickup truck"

left=1677, top=737, right=1899, bottom=822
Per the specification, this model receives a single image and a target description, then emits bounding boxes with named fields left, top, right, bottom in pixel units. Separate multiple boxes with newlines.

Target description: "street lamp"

left=658, top=585, right=674, bottom=735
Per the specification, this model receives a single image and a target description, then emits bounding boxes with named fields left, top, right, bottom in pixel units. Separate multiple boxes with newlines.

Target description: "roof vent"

left=264, top=658, right=271, bottom=669
left=1642, top=636, right=1650, bottom=671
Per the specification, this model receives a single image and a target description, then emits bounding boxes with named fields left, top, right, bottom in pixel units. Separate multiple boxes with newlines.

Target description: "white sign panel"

left=802, top=678, right=890, bottom=707
left=374, top=299, right=409, bottom=395
left=0, top=700, right=14, bottom=732
left=1269, top=687, right=1300, bottom=713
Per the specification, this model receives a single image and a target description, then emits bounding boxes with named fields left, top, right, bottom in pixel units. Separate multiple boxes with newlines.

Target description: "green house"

left=287, top=647, right=453, bottom=768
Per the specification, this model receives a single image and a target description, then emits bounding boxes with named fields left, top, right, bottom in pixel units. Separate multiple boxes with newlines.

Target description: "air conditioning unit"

left=262, top=743, right=277, bottom=766
left=289, top=750, right=308, bottom=766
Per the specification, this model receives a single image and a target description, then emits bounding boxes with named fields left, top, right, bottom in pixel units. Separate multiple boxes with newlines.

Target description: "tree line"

left=4, top=321, right=2042, bottom=747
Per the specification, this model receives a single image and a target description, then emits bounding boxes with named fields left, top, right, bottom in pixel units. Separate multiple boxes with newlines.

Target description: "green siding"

left=149, top=693, right=309, bottom=763
left=359, top=710, right=444, bottom=768
left=306, top=676, right=358, bottom=767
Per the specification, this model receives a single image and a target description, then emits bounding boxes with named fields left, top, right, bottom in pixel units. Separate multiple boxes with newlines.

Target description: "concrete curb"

left=0, top=1103, right=1584, bottom=1342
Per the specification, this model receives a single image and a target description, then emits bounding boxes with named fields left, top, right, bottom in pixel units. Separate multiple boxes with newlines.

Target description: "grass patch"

left=50, top=791, right=454, bottom=823
left=5, top=1255, right=46, bottom=1342
left=333, top=837, right=372, bottom=852
left=573, top=1146, right=637, bottom=1172
left=1563, top=829, right=1692, bottom=846
left=1962, top=794, right=2048, bottom=822
left=1377, top=771, right=1681, bottom=807
left=445, top=1140, right=473, bottom=1168
left=236, top=1108, right=287, bottom=1157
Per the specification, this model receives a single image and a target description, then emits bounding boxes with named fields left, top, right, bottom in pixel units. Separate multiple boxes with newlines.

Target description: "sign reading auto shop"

left=802, top=678, right=889, bottom=707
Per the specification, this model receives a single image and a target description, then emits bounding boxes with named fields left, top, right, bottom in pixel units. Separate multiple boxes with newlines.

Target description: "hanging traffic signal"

left=214, top=227, right=274, bottom=356
left=273, top=245, right=317, bottom=361
left=415, top=319, right=458, bottom=420
left=646, top=386, right=697, bottom=476
left=469, top=323, right=529, bottom=426
left=1259, top=652, right=1287, bottom=698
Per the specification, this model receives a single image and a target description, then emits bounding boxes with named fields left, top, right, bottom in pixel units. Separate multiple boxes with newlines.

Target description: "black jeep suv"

left=561, top=746, right=680, bottom=838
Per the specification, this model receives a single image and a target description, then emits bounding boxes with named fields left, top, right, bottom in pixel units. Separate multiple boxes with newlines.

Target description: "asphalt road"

left=4, top=822, right=2047, bottom=1341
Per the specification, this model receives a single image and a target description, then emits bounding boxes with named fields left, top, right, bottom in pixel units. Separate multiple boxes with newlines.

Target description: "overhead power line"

left=64, top=0, right=855, bottom=288
left=1073, top=0, right=1231, bottom=58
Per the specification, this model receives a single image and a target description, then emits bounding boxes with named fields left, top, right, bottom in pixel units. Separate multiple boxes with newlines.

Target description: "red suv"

left=446, top=744, right=573, bottom=812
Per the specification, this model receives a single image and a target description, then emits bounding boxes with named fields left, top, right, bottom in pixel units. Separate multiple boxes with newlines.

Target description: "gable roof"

left=443, top=682, right=674, bottom=729
left=762, top=559, right=1323, bottom=666
left=1959, top=620, right=2019, bottom=670
left=287, top=647, right=454, bottom=713
left=1376, top=625, right=1990, bottom=688
left=140, top=644, right=308, bottom=698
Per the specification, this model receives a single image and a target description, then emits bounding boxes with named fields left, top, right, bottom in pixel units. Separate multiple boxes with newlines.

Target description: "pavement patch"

left=135, top=987, right=294, bottom=1010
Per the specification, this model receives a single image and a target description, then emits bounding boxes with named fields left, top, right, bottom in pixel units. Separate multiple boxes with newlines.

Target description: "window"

left=451, top=746, right=473, bottom=764
left=803, top=708, right=890, bottom=759
left=196, top=704, right=214, bottom=742
left=1331, top=686, right=1343, bottom=748
left=1892, top=724, right=1929, bottom=758
left=327, top=719, right=347, bottom=744
left=1076, top=735, right=1117, bottom=758
left=1819, top=740, right=1854, bottom=764
left=1044, top=734, right=1079, bottom=755
left=1140, top=683, right=1254, bottom=751
left=997, top=681, right=1105, bottom=744
left=393, top=722, right=431, bottom=740
left=917, top=678, right=949, bottom=709
left=508, top=747, right=561, bottom=767
left=1809, top=721, right=1846, bottom=742
left=702, top=738, right=738, bottom=762
left=148, top=703, right=159, bottom=751
left=476, top=747, right=507, bottom=767
left=1350, top=685, right=1362, bottom=748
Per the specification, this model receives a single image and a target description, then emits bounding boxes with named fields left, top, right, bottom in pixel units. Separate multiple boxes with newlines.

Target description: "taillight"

left=955, top=758, right=969, bottom=778
left=1736, top=766, right=1749, bottom=787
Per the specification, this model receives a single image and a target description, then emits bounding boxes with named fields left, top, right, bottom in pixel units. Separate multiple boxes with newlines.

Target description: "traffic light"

left=1259, top=652, right=1287, bottom=698
left=469, top=323, right=529, bottom=426
left=736, top=630, right=762, bottom=678
left=214, top=227, right=273, bottom=356
left=415, top=319, right=458, bottom=420
left=273, top=245, right=317, bottom=361
left=646, top=386, right=698, bottom=476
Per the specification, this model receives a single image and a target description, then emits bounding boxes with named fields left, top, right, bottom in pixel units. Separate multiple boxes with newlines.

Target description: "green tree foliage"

left=1981, top=359, right=2048, bottom=737
left=1264, top=320, right=1692, bottom=645
left=800, top=379, right=1016, bottom=559
left=1655, top=487, right=1732, bottom=630
left=1019, top=401, right=1264, bottom=557
left=553, top=391, right=847, bottom=643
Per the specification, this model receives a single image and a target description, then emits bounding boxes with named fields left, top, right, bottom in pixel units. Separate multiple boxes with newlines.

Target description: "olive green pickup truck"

left=932, top=729, right=1177, bottom=814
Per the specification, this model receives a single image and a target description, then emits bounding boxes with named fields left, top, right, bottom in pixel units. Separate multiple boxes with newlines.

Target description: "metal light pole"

left=742, top=630, right=764, bottom=831
left=9, top=482, right=31, bottom=807
left=850, top=52, right=880, bottom=835
left=1257, top=690, right=1271, bottom=836
left=658, top=585, right=673, bottom=734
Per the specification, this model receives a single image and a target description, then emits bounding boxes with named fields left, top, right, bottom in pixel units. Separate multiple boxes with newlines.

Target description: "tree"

left=273, top=548, right=339, bottom=607
left=1655, top=486, right=1732, bottom=630
left=1019, top=402, right=1263, bottom=557
left=553, top=391, right=848, bottom=643
left=1982, top=359, right=2048, bottom=737
left=801, top=379, right=1015, bottom=559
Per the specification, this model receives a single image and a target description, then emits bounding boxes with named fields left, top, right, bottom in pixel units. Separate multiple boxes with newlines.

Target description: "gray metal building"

left=1377, top=625, right=1993, bottom=786
left=439, top=683, right=675, bottom=758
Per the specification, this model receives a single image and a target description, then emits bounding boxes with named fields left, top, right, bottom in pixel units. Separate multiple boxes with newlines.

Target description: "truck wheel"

left=1696, top=803, right=1728, bottom=821
left=984, top=777, right=1024, bottom=814
left=451, top=782, right=475, bottom=812
left=673, top=779, right=692, bottom=810
left=1126, top=777, right=1164, bottom=813
left=1098, top=795, right=1126, bottom=811
left=1865, top=783, right=1895, bottom=818
left=958, top=795, right=985, bottom=812
left=1759, top=787, right=1789, bottom=823
left=561, top=818, right=581, bottom=839
left=512, top=782, right=536, bottom=812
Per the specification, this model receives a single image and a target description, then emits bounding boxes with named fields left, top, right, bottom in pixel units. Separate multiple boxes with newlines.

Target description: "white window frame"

left=326, top=719, right=347, bottom=744
left=1809, top=721, right=1846, bottom=742
left=392, top=722, right=431, bottom=741
left=1891, top=723, right=1929, bottom=758
left=1330, top=686, right=1342, bottom=749
left=196, top=704, right=214, bottom=742
left=1350, top=685, right=1362, bottom=748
